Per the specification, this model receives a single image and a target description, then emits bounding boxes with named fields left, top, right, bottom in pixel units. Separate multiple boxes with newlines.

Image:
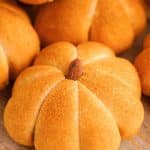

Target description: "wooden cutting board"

left=0, top=30, right=150, bottom=150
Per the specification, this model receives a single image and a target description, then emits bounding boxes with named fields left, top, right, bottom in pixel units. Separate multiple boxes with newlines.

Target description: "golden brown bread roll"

left=0, top=0, right=40, bottom=89
left=34, top=0, right=147, bottom=53
left=135, top=33, right=150, bottom=96
left=19, top=0, right=53, bottom=5
left=4, top=42, right=144, bottom=150
left=0, top=0, right=30, bottom=21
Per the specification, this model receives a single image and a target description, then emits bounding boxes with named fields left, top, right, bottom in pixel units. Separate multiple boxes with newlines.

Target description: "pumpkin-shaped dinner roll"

left=4, top=42, right=144, bottom=150
left=19, top=0, right=53, bottom=5
left=35, top=0, right=147, bottom=53
left=0, top=0, right=40, bottom=89
left=135, top=33, right=150, bottom=96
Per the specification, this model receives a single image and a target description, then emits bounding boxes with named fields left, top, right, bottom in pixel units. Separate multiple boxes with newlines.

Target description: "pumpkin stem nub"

left=66, top=59, right=83, bottom=80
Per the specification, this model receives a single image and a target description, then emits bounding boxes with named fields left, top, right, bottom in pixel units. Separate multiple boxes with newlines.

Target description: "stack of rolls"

left=0, top=0, right=149, bottom=150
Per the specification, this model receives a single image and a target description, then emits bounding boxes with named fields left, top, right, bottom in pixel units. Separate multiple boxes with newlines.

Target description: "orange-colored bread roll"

left=135, top=33, right=150, bottom=96
left=4, top=42, right=143, bottom=150
left=35, top=0, right=147, bottom=53
left=0, top=0, right=40, bottom=89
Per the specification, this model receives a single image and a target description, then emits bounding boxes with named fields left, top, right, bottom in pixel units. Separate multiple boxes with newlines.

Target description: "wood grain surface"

left=0, top=29, right=150, bottom=150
